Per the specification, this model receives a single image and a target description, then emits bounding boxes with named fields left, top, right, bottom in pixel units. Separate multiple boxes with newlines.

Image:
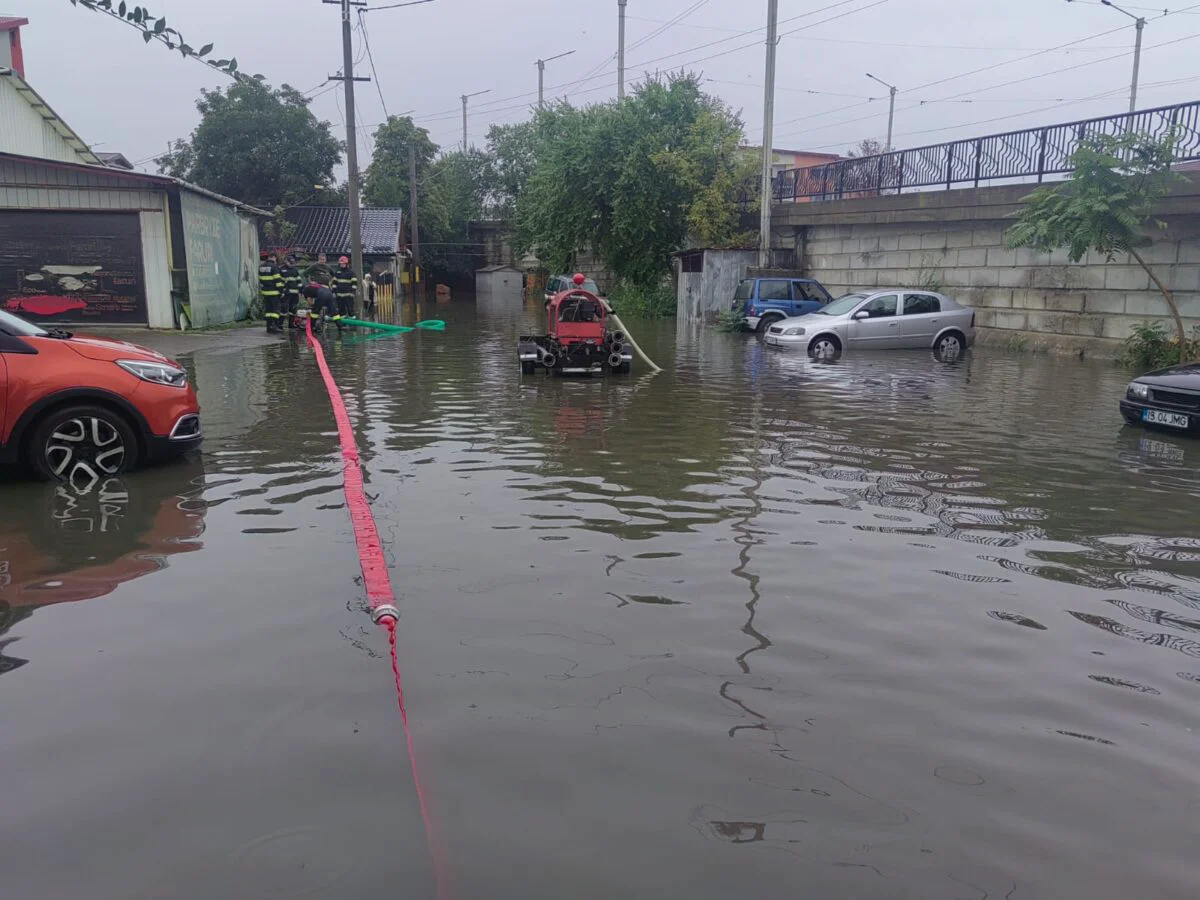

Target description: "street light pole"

left=1067, top=0, right=1145, bottom=113
left=459, top=88, right=491, bottom=151
left=758, top=0, right=779, bottom=269
left=534, top=49, right=577, bottom=111
left=1129, top=14, right=1145, bottom=113
left=618, top=0, right=628, bottom=100
left=866, top=72, right=898, bottom=151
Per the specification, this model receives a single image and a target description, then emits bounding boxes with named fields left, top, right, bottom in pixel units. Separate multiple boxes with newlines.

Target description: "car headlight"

left=117, top=359, right=188, bottom=388
left=783, top=327, right=806, bottom=336
left=1127, top=382, right=1150, bottom=400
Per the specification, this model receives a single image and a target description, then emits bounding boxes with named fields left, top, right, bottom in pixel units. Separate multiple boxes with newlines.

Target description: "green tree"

left=515, top=74, right=747, bottom=294
left=160, top=80, right=341, bottom=210
left=1006, top=131, right=1188, bottom=350
left=482, top=121, right=538, bottom=219
left=421, top=149, right=490, bottom=277
left=362, top=116, right=439, bottom=211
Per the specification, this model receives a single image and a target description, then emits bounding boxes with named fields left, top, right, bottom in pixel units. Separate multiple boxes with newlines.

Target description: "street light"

left=866, top=72, right=898, bottom=152
left=1066, top=0, right=1145, bottom=113
left=535, top=49, right=576, bottom=110
left=460, top=89, right=491, bottom=151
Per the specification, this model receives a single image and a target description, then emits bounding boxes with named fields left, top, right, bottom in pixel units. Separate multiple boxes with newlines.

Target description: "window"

left=904, top=294, right=941, bottom=315
left=759, top=280, right=790, bottom=301
left=791, top=281, right=816, bottom=301
left=817, top=293, right=867, bottom=316
left=680, top=251, right=703, bottom=273
left=734, top=280, right=754, bottom=301
left=861, top=294, right=898, bottom=318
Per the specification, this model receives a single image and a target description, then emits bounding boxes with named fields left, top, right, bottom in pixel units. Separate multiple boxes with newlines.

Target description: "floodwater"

left=3, top=296, right=1200, bottom=900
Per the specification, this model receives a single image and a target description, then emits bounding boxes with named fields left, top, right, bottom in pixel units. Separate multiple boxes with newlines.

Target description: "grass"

left=1003, top=335, right=1030, bottom=353
left=609, top=282, right=675, bottom=319
left=711, top=308, right=745, bottom=332
left=1119, top=321, right=1200, bottom=371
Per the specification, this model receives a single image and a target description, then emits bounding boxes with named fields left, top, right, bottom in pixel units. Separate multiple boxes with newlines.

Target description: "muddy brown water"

left=3, top=297, right=1200, bottom=899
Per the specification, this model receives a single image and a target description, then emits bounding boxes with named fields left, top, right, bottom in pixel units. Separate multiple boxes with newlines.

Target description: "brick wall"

left=775, top=182, right=1200, bottom=353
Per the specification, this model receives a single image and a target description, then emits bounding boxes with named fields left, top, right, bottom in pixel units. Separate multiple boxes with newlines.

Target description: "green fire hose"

left=338, top=318, right=446, bottom=333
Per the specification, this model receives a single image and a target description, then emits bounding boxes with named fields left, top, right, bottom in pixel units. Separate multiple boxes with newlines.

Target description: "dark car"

left=731, top=277, right=833, bottom=333
left=1119, top=362, right=1200, bottom=435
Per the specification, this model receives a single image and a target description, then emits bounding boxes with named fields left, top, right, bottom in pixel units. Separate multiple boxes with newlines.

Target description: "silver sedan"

left=763, top=289, right=976, bottom=358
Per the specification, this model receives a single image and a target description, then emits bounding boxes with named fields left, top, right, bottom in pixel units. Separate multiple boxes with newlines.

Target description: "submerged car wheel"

left=29, top=404, right=139, bottom=489
left=756, top=316, right=782, bottom=335
left=934, top=331, right=965, bottom=360
left=808, top=335, right=842, bottom=359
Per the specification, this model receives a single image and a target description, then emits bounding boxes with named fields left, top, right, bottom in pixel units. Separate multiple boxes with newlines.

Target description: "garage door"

left=0, top=211, right=148, bottom=324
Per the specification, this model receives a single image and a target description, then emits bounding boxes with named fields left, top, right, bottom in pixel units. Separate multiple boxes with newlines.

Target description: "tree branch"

left=66, top=0, right=256, bottom=81
left=1129, top=246, right=1188, bottom=351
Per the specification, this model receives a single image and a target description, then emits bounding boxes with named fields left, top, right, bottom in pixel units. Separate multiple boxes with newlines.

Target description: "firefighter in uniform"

left=332, top=255, right=358, bottom=323
left=279, top=254, right=303, bottom=329
left=258, top=252, right=285, bottom=333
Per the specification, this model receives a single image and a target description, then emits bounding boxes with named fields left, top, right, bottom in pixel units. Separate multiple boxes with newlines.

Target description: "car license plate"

left=1144, top=409, right=1189, bottom=429
left=765, top=335, right=779, bottom=347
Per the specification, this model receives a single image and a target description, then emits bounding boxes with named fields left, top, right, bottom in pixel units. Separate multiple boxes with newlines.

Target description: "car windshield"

left=0, top=309, right=48, bottom=336
left=733, top=281, right=753, bottom=301
left=557, top=277, right=599, bottom=294
left=816, top=293, right=867, bottom=316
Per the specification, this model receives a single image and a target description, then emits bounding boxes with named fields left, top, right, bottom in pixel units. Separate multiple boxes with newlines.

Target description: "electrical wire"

left=358, top=10, right=389, bottom=118
left=626, top=1, right=711, bottom=53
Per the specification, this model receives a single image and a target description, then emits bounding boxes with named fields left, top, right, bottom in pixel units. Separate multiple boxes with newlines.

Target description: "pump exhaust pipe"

left=608, top=352, right=623, bottom=367
left=610, top=331, right=625, bottom=344
left=610, top=341, right=625, bottom=355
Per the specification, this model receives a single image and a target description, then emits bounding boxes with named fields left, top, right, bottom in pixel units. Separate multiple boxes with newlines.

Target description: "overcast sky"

left=19, top=0, right=1200, bottom=174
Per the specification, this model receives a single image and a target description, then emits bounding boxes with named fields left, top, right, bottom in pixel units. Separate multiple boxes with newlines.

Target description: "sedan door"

left=847, top=293, right=901, bottom=348
left=899, top=292, right=942, bottom=347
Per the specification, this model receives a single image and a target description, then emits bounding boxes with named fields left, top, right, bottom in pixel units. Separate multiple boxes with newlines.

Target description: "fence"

left=773, top=100, right=1200, bottom=202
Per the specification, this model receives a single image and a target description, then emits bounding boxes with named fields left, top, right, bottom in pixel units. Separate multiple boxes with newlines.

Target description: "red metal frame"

left=547, top=289, right=607, bottom=346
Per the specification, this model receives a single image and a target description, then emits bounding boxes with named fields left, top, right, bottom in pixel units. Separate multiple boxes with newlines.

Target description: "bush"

left=711, top=308, right=745, bottom=332
left=1120, top=320, right=1200, bottom=371
left=609, top=282, right=675, bottom=319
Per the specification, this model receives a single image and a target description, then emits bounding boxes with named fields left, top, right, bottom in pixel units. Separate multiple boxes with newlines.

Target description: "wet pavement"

left=3, top=297, right=1200, bottom=899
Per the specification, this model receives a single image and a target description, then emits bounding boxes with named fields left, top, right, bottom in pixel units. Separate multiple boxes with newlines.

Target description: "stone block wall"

left=774, top=182, right=1200, bottom=353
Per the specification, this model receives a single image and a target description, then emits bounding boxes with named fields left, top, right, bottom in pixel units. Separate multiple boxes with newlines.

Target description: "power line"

left=406, top=0, right=876, bottom=122
left=358, top=10, right=388, bottom=118
left=626, top=0, right=711, bottom=53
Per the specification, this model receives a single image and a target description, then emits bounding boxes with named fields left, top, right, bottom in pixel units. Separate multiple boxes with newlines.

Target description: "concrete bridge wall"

left=771, top=182, right=1200, bottom=354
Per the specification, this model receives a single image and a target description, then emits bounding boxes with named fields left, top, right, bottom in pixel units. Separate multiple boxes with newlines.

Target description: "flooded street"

left=3, top=297, right=1200, bottom=899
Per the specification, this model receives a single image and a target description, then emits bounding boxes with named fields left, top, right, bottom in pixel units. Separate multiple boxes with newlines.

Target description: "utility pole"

left=408, top=142, right=422, bottom=303
left=326, top=0, right=369, bottom=314
left=460, top=89, right=491, bottom=151
left=1066, top=0, right=1145, bottom=113
left=1129, top=15, right=1144, bottom=113
left=758, top=0, right=779, bottom=269
left=866, top=73, right=898, bottom=151
left=617, top=0, right=628, bottom=100
left=535, top=49, right=576, bottom=110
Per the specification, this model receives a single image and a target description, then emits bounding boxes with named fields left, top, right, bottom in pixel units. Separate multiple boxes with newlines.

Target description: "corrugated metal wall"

left=140, top=207, right=175, bottom=329
left=0, top=157, right=162, bottom=211
left=1, top=157, right=174, bottom=326
left=0, top=77, right=86, bottom=164
left=676, top=250, right=757, bottom=321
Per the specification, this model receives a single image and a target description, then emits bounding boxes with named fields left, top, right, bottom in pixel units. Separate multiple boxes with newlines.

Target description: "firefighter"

left=332, top=255, right=358, bottom=322
left=301, top=281, right=341, bottom=332
left=258, top=252, right=285, bottom=333
left=279, top=254, right=303, bottom=329
left=304, top=252, right=334, bottom=288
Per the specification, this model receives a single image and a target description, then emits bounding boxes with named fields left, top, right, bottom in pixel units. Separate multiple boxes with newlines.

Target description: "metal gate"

left=0, top=210, right=147, bottom=324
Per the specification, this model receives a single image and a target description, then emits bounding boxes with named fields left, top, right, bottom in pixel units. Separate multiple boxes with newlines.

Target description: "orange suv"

left=0, top=310, right=201, bottom=486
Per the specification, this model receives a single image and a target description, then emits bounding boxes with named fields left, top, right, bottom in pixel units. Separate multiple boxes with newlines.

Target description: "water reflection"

left=0, top=459, right=206, bottom=674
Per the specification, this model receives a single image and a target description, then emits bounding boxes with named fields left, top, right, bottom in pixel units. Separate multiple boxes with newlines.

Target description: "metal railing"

left=773, top=100, right=1200, bottom=202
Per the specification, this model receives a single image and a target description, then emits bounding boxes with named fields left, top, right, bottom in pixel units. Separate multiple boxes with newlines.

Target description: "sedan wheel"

left=30, top=405, right=139, bottom=489
left=808, top=336, right=841, bottom=360
left=935, top=332, right=964, bottom=360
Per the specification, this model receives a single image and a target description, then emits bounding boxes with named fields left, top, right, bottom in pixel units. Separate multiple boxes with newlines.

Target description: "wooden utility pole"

left=408, top=142, right=422, bottom=303
left=758, top=0, right=779, bottom=268
left=326, top=0, right=370, bottom=312
left=617, top=0, right=628, bottom=99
